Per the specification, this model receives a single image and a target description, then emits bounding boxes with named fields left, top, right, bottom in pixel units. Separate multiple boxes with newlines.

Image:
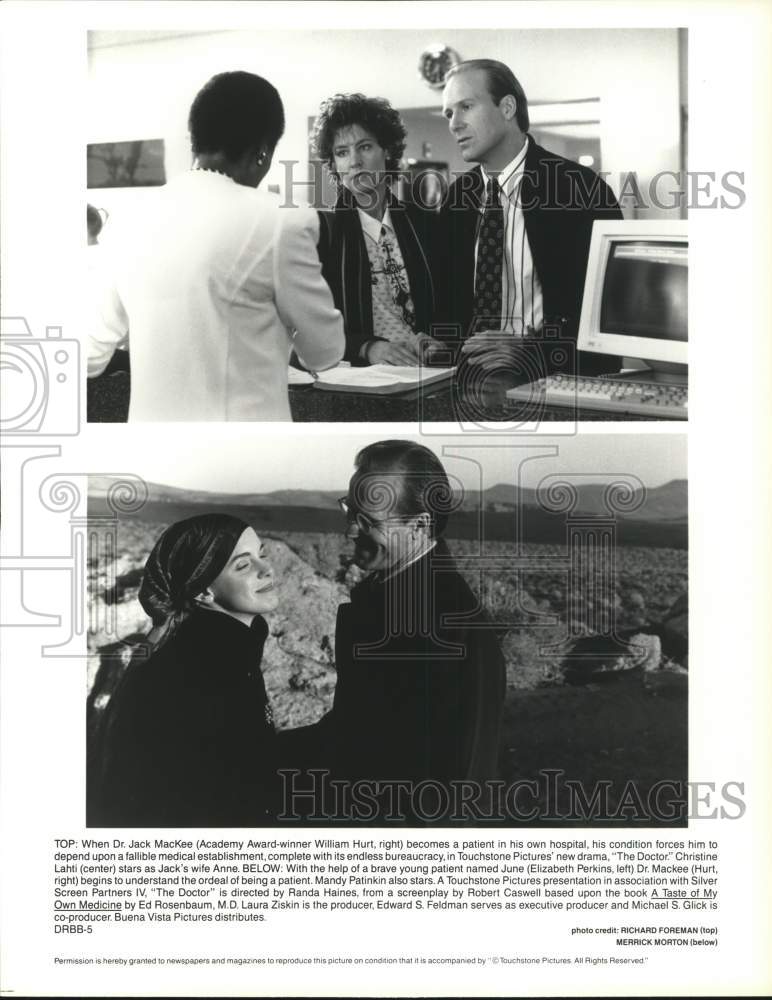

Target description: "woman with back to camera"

left=88, top=71, right=344, bottom=421
left=90, top=513, right=279, bottom=827
left=311, top=94, right=445, bottom=366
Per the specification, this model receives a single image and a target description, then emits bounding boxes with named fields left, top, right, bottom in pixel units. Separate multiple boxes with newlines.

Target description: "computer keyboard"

left=506, top=374, right=688, bottom=419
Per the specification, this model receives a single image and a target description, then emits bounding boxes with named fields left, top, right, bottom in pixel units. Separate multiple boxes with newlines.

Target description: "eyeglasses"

left=339, top=496, right=432, bottom=538
left=338, top=496, right=379, bottom=534
left=338, top=495, right=407, bottom=535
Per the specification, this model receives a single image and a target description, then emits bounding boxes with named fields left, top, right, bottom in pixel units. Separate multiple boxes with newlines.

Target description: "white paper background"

left=1, top=1, right=770, bottom=996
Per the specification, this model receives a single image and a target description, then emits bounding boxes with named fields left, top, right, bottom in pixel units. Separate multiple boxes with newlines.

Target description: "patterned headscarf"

left=139, top=513, right=250, bottom=631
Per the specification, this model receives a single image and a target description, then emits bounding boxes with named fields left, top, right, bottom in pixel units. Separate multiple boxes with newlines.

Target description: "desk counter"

left=87, top=371, right=664, bottom=423
left=289, top=372, right=662, bottom=423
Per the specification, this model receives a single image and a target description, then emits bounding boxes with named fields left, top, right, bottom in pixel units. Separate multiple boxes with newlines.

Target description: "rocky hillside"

left=87, top=519, right=689, bottom=824
left=88, top=520, right=688, bottom=730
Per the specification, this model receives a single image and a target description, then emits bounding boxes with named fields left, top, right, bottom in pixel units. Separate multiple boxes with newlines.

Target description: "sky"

left=81, top=426, right=687, bottom=494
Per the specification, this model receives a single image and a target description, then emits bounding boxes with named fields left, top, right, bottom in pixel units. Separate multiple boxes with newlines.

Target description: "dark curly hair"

left=311, top=93, right=407, bottom=182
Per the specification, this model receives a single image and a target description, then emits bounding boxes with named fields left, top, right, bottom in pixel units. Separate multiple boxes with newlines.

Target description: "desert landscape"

left=87, top=478, right=688, bottom=826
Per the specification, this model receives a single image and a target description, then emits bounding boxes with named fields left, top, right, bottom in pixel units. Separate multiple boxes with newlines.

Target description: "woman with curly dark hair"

left=311, top=93, right=444, bottom=365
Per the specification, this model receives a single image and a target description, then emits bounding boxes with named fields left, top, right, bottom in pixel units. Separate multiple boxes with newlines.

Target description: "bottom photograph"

left=86, top=431, right=687, bottom=829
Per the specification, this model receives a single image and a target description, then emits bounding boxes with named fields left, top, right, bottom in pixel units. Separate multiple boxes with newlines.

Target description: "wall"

left=88, top=28, right=682, bottom=234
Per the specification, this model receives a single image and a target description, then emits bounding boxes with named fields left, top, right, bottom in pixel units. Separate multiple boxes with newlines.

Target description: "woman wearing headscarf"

left=311, top=94, right=444, bottom=365
left=90, top=514, right=278, bottom=827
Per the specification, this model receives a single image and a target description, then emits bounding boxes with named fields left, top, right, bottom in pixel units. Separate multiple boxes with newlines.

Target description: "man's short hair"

left=446, top=59, right=530, bottom=133
left=188, top=71, right=285, bottom=161
left=353, top=439, right=453, bottom=539
left=311, top=94, right=407, bottom=177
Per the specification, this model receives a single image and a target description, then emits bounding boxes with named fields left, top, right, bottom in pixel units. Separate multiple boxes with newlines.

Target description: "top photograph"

left=86, top=28, right=689, bottom=424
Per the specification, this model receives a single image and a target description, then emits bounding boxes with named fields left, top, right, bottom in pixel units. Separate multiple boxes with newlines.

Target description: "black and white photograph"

left=85, top=431, right=688, bottom=828
left=85, top=27, right=688, bottom=424
left=1, top=1, right=770, bottom=997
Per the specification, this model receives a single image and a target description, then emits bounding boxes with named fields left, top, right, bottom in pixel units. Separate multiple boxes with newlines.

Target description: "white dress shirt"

left=478, top=138, right=544, bottom=335
left=88, top=171, right=344, bottom=421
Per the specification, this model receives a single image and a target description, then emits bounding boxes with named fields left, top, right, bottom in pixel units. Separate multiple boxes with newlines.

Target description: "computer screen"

left=578, top=221, right=688, bottom=376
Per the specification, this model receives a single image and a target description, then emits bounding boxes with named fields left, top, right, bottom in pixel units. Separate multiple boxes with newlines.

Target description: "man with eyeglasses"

left=314, top=439, right=505, bottom=824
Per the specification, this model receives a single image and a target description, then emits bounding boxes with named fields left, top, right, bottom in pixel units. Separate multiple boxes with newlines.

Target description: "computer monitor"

left=577, top=220, right=688, bottom=383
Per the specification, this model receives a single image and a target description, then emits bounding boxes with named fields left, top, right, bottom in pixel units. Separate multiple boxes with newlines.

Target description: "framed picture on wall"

left=400, top=159, right=449, bottom=211
left=87, top=138, right=166, bottom=188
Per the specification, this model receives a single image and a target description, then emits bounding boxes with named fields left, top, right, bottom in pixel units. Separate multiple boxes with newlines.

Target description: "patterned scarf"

left=139, top=513, right=250, bottom=631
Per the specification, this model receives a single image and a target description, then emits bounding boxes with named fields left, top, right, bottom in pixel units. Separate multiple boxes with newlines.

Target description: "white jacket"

left=88, top=171, right=344, bottom=421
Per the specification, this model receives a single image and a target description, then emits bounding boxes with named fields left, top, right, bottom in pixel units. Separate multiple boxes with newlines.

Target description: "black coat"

left=90, top=610, right=276, bottom=827
left=328, top=540, right=506, bottom=803
left=438, top=138, right=624, bottom=375
left=316, top=189, right=441, bottom=363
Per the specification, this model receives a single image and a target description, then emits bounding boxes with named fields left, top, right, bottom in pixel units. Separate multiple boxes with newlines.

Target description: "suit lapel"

left=520, top=138, right=550, bottom=274
left=336, top=194, right=373, bottom=340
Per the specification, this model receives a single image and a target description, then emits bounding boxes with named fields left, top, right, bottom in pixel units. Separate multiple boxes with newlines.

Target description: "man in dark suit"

left=438, top=59, right=622, bottom=377
left=276, top=440, right=506, bottom=825
left=328, top=439, right=506, bottom=823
